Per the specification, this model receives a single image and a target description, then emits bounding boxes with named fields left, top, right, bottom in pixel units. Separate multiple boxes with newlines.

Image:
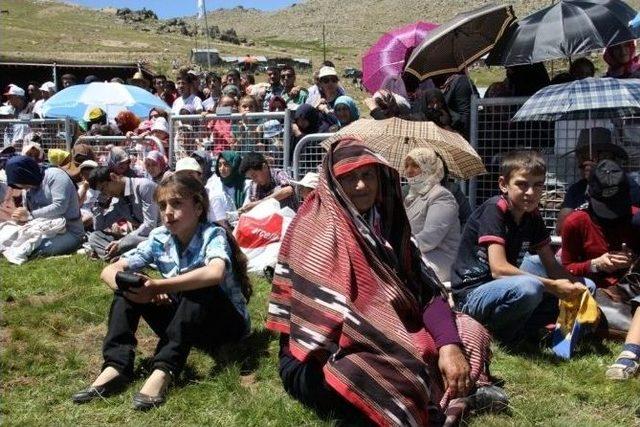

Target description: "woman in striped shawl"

left=266, top=137, right=505, bottom=426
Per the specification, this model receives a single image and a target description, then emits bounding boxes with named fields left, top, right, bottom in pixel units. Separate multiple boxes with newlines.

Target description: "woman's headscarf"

left=145, top=150, right=167, bottom=171
left=5, top=155, right=45, bottom=188
left=266, top=136, right=447, bottom=426
left=47, top=149, right=71, bottom=167
left=293, top=103, right=320, bottom=134
left=191, top=150, right=213, bottom=181
left=333, top=95, right=360, bottom=125
left=404, top=147, right=445, bottom=203
left=215, top=151, right=246, bottom=209
left=604, top=40, right=640, bottom=78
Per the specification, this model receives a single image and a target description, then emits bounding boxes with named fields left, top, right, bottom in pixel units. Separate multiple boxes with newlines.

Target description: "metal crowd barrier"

left=0, top=118, right=72, bottom=153
left=75, top=135, right=165, bottom=168
left=169, top=111, right=291, bottom=170
left=468, top=95, right=640, bottom=232
left=291, top=133, right=334, bottom=180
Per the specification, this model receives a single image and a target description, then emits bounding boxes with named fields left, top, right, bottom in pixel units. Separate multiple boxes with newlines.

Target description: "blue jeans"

left=33, top=231, right=83, bottom=257
left=459, top=255, right=596, bottom=344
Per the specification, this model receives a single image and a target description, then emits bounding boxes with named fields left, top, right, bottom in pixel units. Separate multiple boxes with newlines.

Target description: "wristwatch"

left=590, top=259, right=599, bottom=273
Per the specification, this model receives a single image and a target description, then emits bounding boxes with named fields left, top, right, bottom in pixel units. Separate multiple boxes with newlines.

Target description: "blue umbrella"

left=630, top=12, right=640, bottom=29
left=41, top=82, right=170, bottom=121
left=512, top=77, right=640, bottom=121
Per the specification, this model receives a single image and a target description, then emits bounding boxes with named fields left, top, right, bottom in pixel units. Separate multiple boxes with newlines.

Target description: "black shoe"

left=468, top=385, right=509, bottom=414
left=132, top=391, right=167, bottom=411
left=72, top=373, right=130, bottom=404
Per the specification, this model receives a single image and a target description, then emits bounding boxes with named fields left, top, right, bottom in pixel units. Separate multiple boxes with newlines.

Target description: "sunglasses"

left=320, top=77, right=338, bottom=84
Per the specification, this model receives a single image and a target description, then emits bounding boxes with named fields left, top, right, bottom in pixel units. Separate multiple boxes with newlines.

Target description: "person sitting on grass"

left=72, top=173, right=252, bottom=410
left=450, top=150, right=595, bottom=346
left=5, top=155, right=84, bottom=256
left=87, top=167, right=159, bottom=260
left=214, top=151, right=250, bottom=214
left=238, top=151, right=297, bottom=213
left=267, top=137, right=505, bottom=425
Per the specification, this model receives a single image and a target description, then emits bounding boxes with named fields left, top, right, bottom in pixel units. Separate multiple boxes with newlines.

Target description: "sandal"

left=606, top=350, right=640, bottom=380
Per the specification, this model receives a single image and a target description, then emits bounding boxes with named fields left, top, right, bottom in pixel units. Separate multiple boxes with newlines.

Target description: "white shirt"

left=204, top=175, right=229, bottom=222
left=171, top=94, right=203, bottom=115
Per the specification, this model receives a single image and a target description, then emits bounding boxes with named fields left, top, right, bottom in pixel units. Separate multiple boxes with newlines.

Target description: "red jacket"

left=561, top=207, right=640, bottom=287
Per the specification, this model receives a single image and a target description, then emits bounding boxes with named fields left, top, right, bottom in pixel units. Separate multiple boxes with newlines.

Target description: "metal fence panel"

left=469, top=95, right=640, bottom=232
left=0, top=118, right=71, bottom=153
left=169, top=111, right=290, bottom=170
left=75, top=135, right=162, bottom=169
left=291, top=133, right=333, bottom=180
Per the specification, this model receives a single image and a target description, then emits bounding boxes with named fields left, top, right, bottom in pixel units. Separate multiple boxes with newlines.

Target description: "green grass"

left=1, top=256, right=639, bottom=425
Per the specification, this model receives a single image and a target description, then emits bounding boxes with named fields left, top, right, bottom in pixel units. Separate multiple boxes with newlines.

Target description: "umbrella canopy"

left=321, top=118, right=485, bottom=179
left=486, top=0, right=640, bottom=67
left=512, top=77, right=640, bottom=121
left=404, top=4, right=516, bottom=81
left=362, top=21, right=439, bottom=94
left=41, top=82, right=171, bottom=121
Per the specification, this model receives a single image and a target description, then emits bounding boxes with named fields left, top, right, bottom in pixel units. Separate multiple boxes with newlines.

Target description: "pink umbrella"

left=362, top=21, right=439, bottom=94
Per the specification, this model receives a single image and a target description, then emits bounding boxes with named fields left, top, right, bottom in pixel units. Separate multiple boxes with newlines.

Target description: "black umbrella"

left=404, top=3, right=516, bottom=81
left=486, top=0, right=640, bottom=67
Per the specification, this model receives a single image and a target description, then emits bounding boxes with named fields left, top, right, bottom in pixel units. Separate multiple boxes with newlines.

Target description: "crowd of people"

left=1, top=43, right=640, bottom=424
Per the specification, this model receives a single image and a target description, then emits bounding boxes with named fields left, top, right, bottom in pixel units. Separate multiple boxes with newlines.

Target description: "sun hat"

left=150, top=117, right=169, bottom=135
left=39, top=81, right=56, bottom=94
left=3, top=84, right=25, bottom=97
left=175, top=157, right=202, bottom=174
left=87, top=107, right=106, bottom=123
left=290, top=172, right=319, bottom=189
left=263, top=119, right=283, bottom=138
left=318, top=66, right=338, bottom=79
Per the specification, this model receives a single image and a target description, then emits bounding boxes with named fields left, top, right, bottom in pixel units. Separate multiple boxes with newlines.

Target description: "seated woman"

left=404, top=148, right=461, bottom=282
left=333, top=95, right=360, bottom=127
left=214, top=151, right=250, bottom=214
left=266, top=137, right=505, bottom=425
left=5, top=155, right=83, bottom=256
left=72, top=173, right=252, bottom=410
left=143, top=151, right=171, bottom=184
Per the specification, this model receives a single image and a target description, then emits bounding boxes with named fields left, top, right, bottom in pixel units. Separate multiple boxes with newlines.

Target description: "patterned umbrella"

left=321, top=118, right=486, bottom=179
left=361, top=21, right=439, bottom=94
left=404, top=4, right=516, bottom=81
left=486, top=0, right=640, bottom=67
left=512, top=77, right=640, bottom=121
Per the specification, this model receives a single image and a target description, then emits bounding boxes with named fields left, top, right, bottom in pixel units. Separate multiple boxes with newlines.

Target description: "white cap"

left=79, top=160, right=99, bottom=170
left=150, top=116, right=169, bottom=134
left=39, top=81, right=56, bottom=94
left=3, top=84, right=25, bottom=97
left=290, top=172, right=319, bottom=189
left=318, top=66, right=338, bottom=79
left=175, top=157, right=202, bottom=174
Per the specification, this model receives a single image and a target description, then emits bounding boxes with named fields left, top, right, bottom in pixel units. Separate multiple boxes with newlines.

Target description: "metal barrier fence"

left=0, top=118, right=72, bottom=153
left=75, top=135, right=164, bottom=169
left=169, top=111, right=291, bottom=170
left=469, top=95, right=640, bottom=232
left=291, top=133, right=333, bottom=180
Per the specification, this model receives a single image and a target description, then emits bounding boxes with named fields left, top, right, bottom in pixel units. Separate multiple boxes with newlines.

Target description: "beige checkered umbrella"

left=321, top=117, right=486, bottom=179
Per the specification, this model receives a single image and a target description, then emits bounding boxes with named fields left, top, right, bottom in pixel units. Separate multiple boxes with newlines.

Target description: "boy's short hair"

left=281, top=65, right=295, bottom=75
left=87, top=166, right=112, bottom=190
left=239, top=151, right=267, bottom=175
left=500, top=150, right=546, bottom=181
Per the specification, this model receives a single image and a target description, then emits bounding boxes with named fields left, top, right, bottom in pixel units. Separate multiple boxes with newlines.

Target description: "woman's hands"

left=438, top=344, right=471, bottom=398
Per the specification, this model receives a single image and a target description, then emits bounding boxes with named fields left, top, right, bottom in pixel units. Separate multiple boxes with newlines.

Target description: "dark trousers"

left=102, top=287, right=246, bottom=378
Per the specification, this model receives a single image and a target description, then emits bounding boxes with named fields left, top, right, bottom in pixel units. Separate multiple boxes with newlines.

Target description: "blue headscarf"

left=334, top=95, right=360, bottom=125
left=5, top=155, right=44, bottom=188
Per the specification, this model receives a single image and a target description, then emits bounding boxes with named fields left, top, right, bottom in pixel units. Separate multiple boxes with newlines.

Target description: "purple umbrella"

left=362, top=21, right=439, bottom=94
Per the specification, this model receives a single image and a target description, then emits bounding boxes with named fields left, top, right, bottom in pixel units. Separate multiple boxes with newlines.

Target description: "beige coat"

left=405, top=184, right=461, bottom=282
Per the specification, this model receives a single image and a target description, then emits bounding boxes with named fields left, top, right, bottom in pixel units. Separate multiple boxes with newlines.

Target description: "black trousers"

left=102, top=286, right=246, bottom=378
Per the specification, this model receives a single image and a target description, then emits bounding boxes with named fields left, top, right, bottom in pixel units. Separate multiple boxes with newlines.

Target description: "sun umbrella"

left=486, top=0, right=640, bottom=67
left=404, top=4, right=516, bottom=81
left=321, top=118, right=486, bottom=179
left=362, top=21, right=439, bottom=94
left=41, top=82, right=171, bottom=121
left=512, top=77, right=640, bottom=122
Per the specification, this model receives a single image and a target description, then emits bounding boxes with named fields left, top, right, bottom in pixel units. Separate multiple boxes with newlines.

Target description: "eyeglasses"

left=320, top=77, right=338, bottom=84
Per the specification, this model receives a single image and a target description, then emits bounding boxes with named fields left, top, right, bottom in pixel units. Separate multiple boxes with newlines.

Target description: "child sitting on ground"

left=450, top=150, right=595, bottom=346
left=72, top=173, right=252, bottom=410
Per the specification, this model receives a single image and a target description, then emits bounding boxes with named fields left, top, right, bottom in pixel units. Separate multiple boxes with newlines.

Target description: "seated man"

left=451, top=150, right=594, bottom=346
left=87, top=167, right=159, bottom=260
left=557, top=127, right=639, bottom=233
left=562, top=160, right=640, bottom=333
left=238, top=152, right=297, bottom=213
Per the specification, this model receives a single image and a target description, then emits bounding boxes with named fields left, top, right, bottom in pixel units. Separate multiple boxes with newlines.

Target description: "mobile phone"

left=115, top=271, right=144, bottom=292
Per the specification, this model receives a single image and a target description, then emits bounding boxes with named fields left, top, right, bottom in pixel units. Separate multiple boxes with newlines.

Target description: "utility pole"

left=322, top=22, right=326, bottom=63
left=202, top=0, right=212, bottom=69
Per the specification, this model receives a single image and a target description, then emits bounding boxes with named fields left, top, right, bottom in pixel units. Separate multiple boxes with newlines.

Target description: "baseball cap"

left=39, top=81, right=57, bottom=94
left=290, top=172, right=319, bottom=189
left=4, top=84, right=25, bottom=97
left=263, top=119, right=283, bottom=138
left=318, top=66, right=338, bottom=79
left=588, top=159, right=632, bottom=219
left=175, top=157, right=202, bottom=174
left=78, top=160, right=99, bottom=171
left=151, top=117, right=169, bottom=135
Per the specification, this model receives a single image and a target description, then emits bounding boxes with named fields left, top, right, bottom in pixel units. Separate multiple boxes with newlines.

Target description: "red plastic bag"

left=234, top=213, right=283, bottom=249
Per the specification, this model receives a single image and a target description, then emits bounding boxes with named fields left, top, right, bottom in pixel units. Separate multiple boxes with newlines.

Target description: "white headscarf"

left=404, top=147, right=444, bottom=203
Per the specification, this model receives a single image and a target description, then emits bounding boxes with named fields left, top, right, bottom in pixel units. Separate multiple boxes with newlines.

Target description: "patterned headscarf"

left=404, top=147, right=445, bottom=203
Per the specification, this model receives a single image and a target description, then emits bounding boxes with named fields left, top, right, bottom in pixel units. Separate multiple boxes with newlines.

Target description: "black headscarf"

left=5, top=155, right=44, bottom=188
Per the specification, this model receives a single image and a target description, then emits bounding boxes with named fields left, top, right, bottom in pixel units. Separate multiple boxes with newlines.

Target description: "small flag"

left=197, top=0, right=205, bottom=20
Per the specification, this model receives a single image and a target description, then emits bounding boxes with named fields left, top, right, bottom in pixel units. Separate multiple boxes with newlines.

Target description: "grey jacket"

left=405, top=184, right=461, bottom=282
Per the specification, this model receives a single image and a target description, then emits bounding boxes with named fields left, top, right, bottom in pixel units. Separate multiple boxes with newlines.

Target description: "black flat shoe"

left=72, top=373, right=130, bottom=404
left=469, top=385, right=509, bottom=414
left=132, top=391, right=167, bottom=411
